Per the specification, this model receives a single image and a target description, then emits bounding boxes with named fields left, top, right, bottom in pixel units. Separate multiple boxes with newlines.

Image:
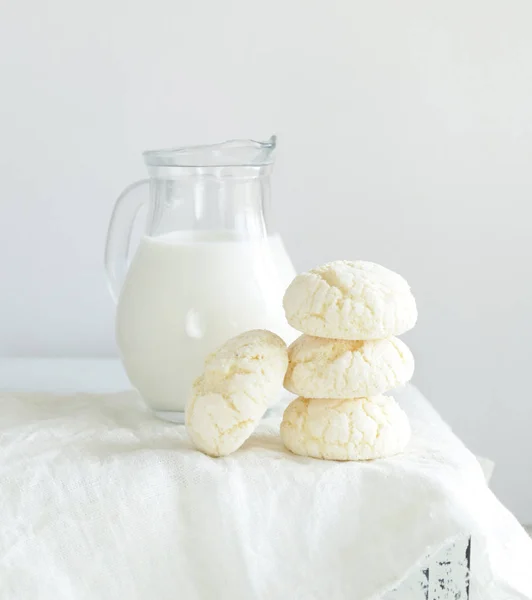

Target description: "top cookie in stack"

left=281, top=260, right=417, bottom=461
left=283, top=260, right=417, bottom=341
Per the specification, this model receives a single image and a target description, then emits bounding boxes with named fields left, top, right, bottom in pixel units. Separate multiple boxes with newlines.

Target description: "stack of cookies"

left=280, top=260, right=417, bottom=461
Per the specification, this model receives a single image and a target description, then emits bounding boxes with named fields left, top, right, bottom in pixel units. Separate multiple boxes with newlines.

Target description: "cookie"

left=186, top=330, right=288, bottom=457
left=283, top=261, right=417, bottom=340
left=280, top=395, right=410, bottom=461
left=284, top=335, right=414, bottom=398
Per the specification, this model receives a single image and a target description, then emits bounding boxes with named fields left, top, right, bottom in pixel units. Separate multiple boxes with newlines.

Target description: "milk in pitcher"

left=116, top=231, right=296, bottom=413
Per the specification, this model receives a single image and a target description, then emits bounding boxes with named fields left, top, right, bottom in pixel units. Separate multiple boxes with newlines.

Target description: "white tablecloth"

left=0, top=382, right=531, bottom=600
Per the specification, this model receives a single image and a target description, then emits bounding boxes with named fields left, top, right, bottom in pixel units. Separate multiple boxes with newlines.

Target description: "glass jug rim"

left=143, top=135, right=276, bottom=168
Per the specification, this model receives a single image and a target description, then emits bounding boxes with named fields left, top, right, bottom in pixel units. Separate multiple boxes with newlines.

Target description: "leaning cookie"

left=284, top=335, right=414, bottom=398
left=283, top=260, right=417, bottom=340
left=280, top=395, right=410, bottom=461
left=186, top=330, right=288, bottom=457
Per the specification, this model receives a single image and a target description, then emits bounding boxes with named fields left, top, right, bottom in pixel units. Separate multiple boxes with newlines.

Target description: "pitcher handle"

left=104, top=179, right=150, bottom=302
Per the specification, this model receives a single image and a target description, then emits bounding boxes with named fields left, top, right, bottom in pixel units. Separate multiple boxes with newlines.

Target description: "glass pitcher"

left=105, top=136, right=296, bottom=420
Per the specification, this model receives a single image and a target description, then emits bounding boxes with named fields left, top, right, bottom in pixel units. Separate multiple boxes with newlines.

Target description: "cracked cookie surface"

left=186, top=330, right=288, bottom=457
left=284, top=335, right=414, bottom=398
left=283, top=261, right=417, bottom=340
left=280, top=395, right=410, bottom=461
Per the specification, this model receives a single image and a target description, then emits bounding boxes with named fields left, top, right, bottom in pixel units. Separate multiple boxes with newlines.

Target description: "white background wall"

left=1, top=0, right=531, bottom=521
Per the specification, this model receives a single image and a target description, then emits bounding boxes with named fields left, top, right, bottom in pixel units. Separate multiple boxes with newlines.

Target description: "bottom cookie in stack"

left=280, top=395, right=410, bottom=461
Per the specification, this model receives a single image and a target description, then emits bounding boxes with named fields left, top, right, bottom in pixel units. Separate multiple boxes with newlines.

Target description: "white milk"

left=116, top=231, right=297, bottom=413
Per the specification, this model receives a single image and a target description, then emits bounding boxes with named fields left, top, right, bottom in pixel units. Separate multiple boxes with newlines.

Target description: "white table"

left=0, top=358, right=474, bottom=600
left=0, top=358, right=131, bottom=394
